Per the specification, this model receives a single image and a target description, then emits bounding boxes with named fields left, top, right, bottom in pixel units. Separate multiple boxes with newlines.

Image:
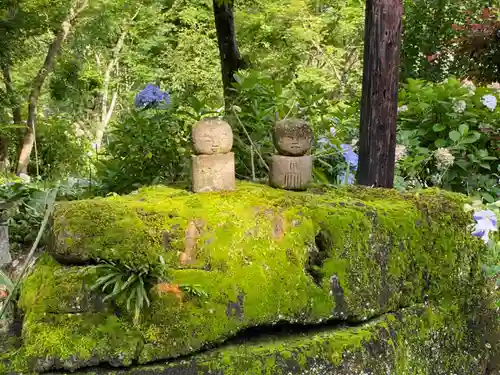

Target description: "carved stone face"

left=273, top=119, right=313, bottom=156
left=192, top=119, right=233, bottom=155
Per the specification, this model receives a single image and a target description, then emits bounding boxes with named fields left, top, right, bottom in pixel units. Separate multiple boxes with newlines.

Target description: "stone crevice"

left=42, top=305, right=413, bottom=375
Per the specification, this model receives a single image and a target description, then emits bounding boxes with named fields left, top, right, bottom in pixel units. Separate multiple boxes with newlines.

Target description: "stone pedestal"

left=269, top=155, right=312, bottom=191
left=192, top=153, right=236, bottom=193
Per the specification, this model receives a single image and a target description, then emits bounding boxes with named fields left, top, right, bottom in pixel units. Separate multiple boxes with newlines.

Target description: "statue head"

left=192, top=119, right=233, bottom=155
left=273, top=119, right=313, bottom=156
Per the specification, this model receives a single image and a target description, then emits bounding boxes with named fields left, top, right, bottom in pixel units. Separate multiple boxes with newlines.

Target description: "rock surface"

left=0, top=182, right=498, bottom=374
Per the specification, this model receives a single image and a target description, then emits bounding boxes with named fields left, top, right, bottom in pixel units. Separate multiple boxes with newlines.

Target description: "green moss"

left=19, top=255, right=104, bottom=315
left=46, top=305, right=491, bottom=375
left=6, top=312, right=142, bottom=373
left=17, top=182, right=488, bottom=371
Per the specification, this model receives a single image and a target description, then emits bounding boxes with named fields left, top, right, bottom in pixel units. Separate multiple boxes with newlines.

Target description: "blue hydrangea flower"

left=471, top=209, right=497, bottom=244
left=134, top=84, right=171, bottom=109
left=338, top=171, right=355, bottom=185
left=341, top=144, right=359, bottom=171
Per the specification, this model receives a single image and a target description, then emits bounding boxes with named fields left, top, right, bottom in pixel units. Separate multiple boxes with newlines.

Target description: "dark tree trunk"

left=357, top=0, right=403, bottom=188
left=213, top=0, right=245, bottom=108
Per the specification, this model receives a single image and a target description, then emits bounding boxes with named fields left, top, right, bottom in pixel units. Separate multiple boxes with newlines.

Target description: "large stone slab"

left=2, top=182, right=493, bottom=373
left=8, top=305, right=498, bottom=375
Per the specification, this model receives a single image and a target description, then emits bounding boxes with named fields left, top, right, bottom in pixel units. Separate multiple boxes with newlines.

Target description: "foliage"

left=179, top=283, right=208, bottom=298
left=444, top=7, right=500, bottom=84
left=0, top=182, right=47, bottom=253
left=401, top=0, right=484, bottom=82
left=0, top=269, right=14, bottom=321
left=96, top=101, right=191, bottom=194
left=0, top=177, right=92, bottom=253
left=230, top=69, right=356, bottom=180
left=396, top=78, right=499, bottom=202
left=34, top=114, right=93, bottom=179
left=91, top=260, right=166, bottom=324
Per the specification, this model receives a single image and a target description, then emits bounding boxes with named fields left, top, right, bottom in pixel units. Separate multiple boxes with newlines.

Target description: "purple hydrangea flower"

left=471, top=209, right=497, bottom=244
left=134, top=84, right=171, bottom=109
left=341, top=144, right=359, bottom=171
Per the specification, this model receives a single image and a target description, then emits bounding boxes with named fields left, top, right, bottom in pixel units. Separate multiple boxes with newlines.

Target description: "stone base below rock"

left=31, top=306, right=498, bottom=375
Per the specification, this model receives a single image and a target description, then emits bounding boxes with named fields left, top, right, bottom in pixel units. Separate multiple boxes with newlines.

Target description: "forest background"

left=0, top=0, right=499, bottom=253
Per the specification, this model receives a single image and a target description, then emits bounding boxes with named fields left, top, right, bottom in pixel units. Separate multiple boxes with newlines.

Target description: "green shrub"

left=35, top=114, right=93, bottom=179
left=396, top=78, right=499, bottom=201
left=97, top=104, right=191, bottom=195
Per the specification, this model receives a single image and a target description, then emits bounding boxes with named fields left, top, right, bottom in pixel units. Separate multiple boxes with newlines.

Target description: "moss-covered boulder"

left=39, top=305, right=500, bottom=375
left=1, top=182, right=496, bottom=374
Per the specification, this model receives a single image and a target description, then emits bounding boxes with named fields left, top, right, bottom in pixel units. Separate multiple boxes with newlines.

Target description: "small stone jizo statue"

left=269, top=118, right=313, bottom=191
left=191, top=119, right=236, bottom=193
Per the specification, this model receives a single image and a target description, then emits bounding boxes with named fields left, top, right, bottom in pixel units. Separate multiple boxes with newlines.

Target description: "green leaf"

left=460, top=132, right=481, bottom=144
left=432, top=123, right=446, bottom=132
left=126, top=285, right=138, bottom=313
left=458, top=124, right=469, bottom=135
left=454, top=160, right=469, bottom=171
left=91, top=273, right=117, bottom=291
left=119, top=274, right=139, bottom=293
left=434, top=139, right=447, bottom=148
left=482, top=193, right=495, bottom=203
left=449, top=130, right=461, bottom=142
left=138, top=278, right=150, bottom=307
left=101, top=276, right=121, bottom=293
left=480, top=163, right=491, bottom=170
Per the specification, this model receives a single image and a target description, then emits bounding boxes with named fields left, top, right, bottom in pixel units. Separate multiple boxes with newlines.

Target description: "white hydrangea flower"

left=395, top=144, right=407, bottom=162
left=481, top=94, right=497, bottom=111
left=434, top=148, right=454, bottom=170
left=452, top=100, right=466, bottom=113
left=397, top=105, right=408, bottom=113
left=18, top=173, right=31, bottom=183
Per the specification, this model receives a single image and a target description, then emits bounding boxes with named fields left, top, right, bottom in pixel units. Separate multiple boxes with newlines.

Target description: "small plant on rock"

left=91, top=261, right=165, bottom=324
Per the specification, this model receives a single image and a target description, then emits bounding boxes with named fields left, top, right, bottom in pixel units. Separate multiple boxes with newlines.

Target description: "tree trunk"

left=357, top=0, right=403, bottom=188
left=16, top=0, right=89, bottom=175
left=213, top=0, right=246, bottom=108
left=95, top=7, right=140, bottom=150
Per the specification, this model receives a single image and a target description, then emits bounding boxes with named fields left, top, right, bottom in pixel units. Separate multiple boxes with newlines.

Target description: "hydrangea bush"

left=396, top=77, right=499, bottom=201
left=97, top=85, right=190, bottom=194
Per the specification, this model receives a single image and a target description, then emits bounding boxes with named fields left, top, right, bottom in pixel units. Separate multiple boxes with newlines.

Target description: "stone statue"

left=191, top=118, right=236, bottom=193
left=269, top=118, right=313, bottom=191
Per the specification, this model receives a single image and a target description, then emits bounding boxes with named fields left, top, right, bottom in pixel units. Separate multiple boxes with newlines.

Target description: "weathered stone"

left=10, top=182, right=497, bottom=374
left=191, top=153, right=236, bottom=193
left=269, top=155, right=312, bottom=190
left=0, top=225, right=11, bottom=266
left=18, top=306, right=498, bottom=375
left=273, top=118, right=313, bottom=156
left=192, top=119, right=233, bottom=155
